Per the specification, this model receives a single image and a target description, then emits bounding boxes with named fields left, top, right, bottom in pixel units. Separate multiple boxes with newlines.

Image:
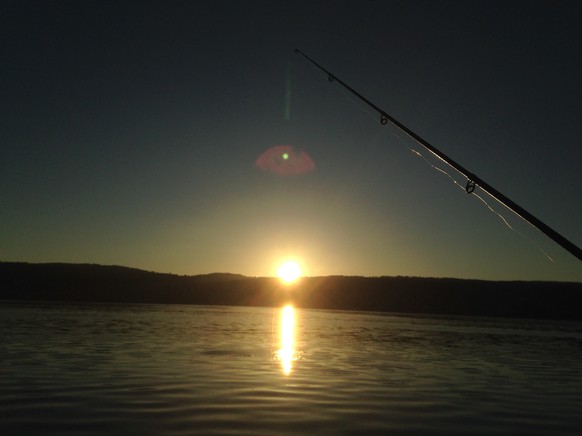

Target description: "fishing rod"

left=295, top=49, right=582, bottom=262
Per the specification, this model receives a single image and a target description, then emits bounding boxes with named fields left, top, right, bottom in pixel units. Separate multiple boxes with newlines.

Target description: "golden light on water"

left=276, top=305, right=296, bottom=375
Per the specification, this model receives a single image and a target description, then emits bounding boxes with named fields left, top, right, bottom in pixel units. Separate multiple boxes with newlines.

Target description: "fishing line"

left=331, top=80, right=379, bottom=122
left=472, top=191, right=514, bottom=230
left=472, top=190, right=555, bottom=262
left=324, top=62, right=557, bottom=263
left=295, top=49, right=581, bottom=262
left=304, top=57, right=380, bottom=123
left=403, top=131, right=555, bottom=262
left=386, top=116, right=556, bottom=262
left=327, top=68, right=481, bottom=193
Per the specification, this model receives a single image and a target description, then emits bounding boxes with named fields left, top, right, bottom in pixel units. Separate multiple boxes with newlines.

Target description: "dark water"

left=1, top=301, right=581, bottom=435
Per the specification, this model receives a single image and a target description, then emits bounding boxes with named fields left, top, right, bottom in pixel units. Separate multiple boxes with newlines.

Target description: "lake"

left=1, top=301, right=581, bottom=435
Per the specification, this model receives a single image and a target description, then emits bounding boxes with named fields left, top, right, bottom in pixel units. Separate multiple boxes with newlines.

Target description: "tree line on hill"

left=1, top=262, right=581, bottom=320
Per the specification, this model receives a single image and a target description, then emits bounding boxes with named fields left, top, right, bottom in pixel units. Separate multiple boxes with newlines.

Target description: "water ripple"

left=1, top=302, right=581, bottom=435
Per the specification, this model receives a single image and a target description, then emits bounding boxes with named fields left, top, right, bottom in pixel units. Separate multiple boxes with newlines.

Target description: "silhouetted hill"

left=1, top=262, right=581, bottom=320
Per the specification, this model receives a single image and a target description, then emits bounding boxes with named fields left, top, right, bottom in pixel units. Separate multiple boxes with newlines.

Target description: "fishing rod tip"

left=294, top=48, right=300, bottom=54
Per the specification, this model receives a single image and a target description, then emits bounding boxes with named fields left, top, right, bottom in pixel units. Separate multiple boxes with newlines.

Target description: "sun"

left=276, top=260, right=302, bottom=284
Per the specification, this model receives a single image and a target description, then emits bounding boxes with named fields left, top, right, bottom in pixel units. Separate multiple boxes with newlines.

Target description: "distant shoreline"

left=1, top=262, right=581, bottom=320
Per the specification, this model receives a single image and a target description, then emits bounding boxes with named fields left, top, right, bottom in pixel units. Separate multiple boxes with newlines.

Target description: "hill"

left=1, top=262, right=581, bottom=320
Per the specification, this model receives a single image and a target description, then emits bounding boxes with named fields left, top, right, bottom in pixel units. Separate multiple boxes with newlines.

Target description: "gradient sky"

left=2, top=0, right=581, bottom=281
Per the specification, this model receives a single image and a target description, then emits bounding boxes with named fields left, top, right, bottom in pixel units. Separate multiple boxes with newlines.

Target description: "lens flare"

left=255, top=145, right=315, bottom=176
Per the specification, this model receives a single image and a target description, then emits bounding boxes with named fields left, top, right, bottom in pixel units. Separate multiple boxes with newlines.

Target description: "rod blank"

left=295, top=49, right=581, bottom=262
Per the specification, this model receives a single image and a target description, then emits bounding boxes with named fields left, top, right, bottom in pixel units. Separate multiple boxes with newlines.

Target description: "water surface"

left=1, top=302, right=581, bottom=435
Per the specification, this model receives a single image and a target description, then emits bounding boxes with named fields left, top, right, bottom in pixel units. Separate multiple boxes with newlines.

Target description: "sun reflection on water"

left=275, top=305, right=298, bottom=375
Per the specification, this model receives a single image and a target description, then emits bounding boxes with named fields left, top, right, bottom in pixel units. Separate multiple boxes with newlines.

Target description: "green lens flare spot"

left=282, top=153, right=289, bottom=160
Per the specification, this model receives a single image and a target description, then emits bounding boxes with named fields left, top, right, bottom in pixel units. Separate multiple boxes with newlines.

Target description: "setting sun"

left=276, top=260, right=302, bottom=284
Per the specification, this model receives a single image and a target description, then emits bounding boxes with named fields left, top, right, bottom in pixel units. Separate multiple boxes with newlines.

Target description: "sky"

left=1, top=0, right=581, bottom=281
